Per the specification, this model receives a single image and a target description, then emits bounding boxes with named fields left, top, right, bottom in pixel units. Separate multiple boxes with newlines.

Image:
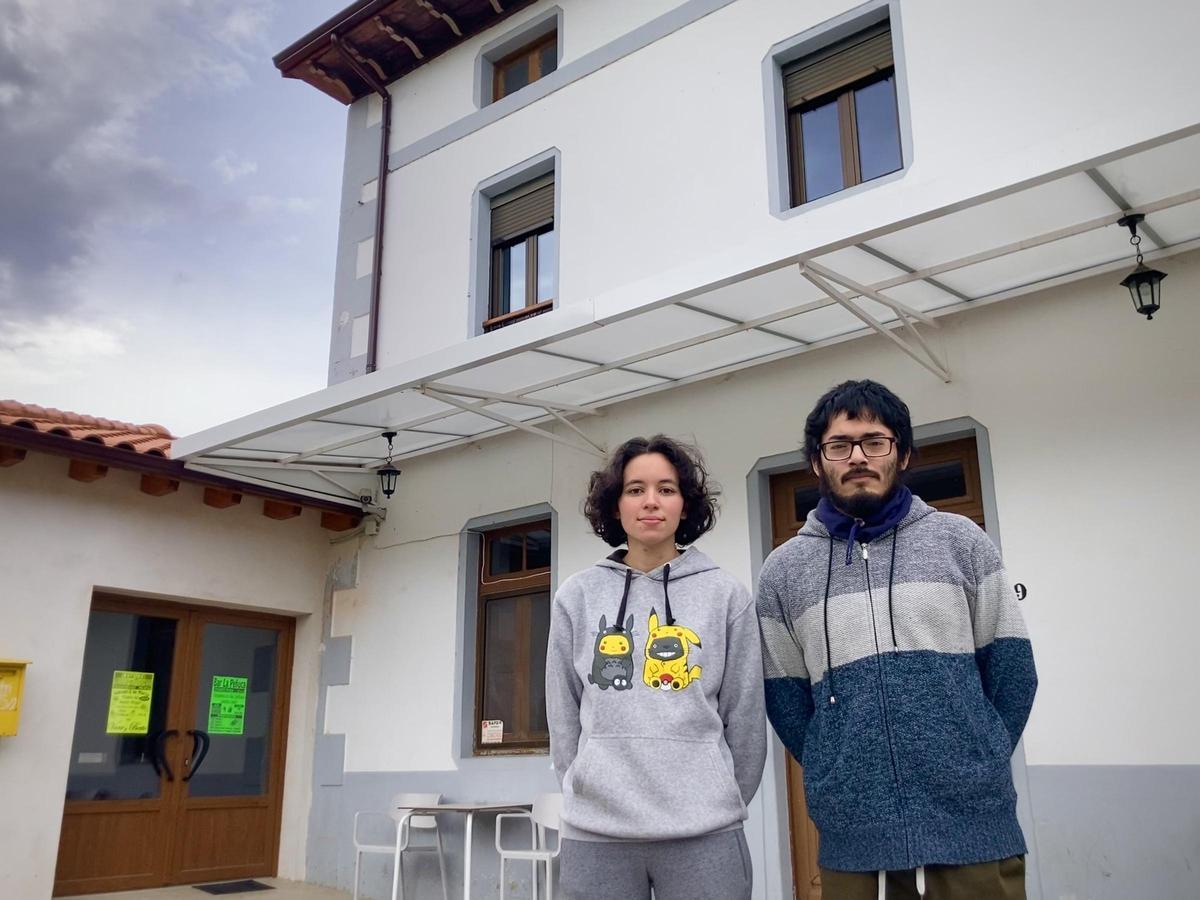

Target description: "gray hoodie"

left=545, top=546, right=766, bottom=841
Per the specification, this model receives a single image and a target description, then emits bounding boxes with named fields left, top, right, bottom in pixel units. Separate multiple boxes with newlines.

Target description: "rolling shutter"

left=491, top=175, right=554, bottom=244
left=783, top=23, right=893, bottom=109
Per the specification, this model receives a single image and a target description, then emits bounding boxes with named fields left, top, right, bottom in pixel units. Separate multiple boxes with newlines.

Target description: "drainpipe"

left=330, top=34, right=390, bottom=375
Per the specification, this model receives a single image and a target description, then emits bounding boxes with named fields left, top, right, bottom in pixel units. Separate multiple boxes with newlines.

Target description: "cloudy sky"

left=1, top=0, right=353, bottom=437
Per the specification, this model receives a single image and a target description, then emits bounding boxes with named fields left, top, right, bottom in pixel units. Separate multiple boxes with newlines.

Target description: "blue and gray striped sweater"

left=757, top=496, right=1036, bottom=872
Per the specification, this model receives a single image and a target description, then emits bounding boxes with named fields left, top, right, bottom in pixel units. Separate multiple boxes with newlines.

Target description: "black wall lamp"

left=1117, top=213, right=1167, bottom=321
left=377, top=431, right=401, bottom=499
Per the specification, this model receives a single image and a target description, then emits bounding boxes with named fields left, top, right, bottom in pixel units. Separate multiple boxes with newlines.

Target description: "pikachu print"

left=642, top=608, right=702, bottom=692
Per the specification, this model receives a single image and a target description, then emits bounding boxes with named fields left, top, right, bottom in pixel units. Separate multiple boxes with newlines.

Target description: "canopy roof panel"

left=175, top=128, right=1200, bottom=507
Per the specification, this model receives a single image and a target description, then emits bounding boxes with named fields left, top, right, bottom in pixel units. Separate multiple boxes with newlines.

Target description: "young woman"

left=545, top=435, right=766, bottom=900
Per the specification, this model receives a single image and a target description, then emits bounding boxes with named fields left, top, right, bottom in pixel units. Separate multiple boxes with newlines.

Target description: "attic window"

left=493, top=31, right=557, bottom=101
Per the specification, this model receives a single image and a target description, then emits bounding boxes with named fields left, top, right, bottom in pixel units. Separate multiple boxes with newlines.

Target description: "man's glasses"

left=820, top=437, right=896, bottom=461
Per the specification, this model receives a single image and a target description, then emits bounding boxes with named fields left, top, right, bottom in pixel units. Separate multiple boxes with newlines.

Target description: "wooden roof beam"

left=140, top=474, right=180, bottom=497
left=68, top=459, right=108, bottom=483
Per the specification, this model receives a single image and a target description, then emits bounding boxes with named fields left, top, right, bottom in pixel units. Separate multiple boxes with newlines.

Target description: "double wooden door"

left=54, top=595, right=294, bottom=895
left=768, top=437, right=986, bottom=899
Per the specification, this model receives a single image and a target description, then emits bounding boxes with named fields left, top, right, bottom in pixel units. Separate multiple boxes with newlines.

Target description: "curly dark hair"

left=803, top=379, right=914, bottom=467
left=584, top=435, right=719, bottom=547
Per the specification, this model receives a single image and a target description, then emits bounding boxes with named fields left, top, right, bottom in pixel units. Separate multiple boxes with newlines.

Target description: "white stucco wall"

left=374, top=0, right=685, bottom=148
left=368, top=0, right=1200, bottom=364
left=0, top=463, right=333, bottom=899
left=320, top=248, right=1200, bottom=894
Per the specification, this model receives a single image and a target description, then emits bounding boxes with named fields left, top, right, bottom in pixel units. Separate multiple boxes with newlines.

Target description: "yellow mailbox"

left=0, top=659, right=30, bottom=736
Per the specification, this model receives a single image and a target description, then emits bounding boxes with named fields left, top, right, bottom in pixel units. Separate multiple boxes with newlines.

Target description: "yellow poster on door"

left=106, top=670, right=154, bottom=735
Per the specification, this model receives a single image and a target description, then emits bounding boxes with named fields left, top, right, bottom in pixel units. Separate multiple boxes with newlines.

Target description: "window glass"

left=536, top=229, right=556, bottom=303
left=856, top=76, right=902, bottom=181
left=792, top=484, right=823, bottom=526
left=539, top=41, right=557, bottom=77
left=502, top=59, right=530, bottom=96
left=65, top=612, right=176, bottom=801
left=801, top=100, right=844, bottom=201
left=482, top=596, right=519, bottom=729
left=489, top=533, right=525, bottom=575
left=526, top=529, right=551, bottom=569
left=501, top=242, right=527, bottom=316
left=187, top=624, right=278, bottom=798
left=905, top=461, right=968, bottom=504
left=528, top=594, right=552, bottom=734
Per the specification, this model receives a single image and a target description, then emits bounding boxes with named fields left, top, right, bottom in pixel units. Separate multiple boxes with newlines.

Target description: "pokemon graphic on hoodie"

left=642, top=609, right=702, bottom=691
left=587, top=614, right=636, bottom=690
left=546, top=546, right=766, bottom=842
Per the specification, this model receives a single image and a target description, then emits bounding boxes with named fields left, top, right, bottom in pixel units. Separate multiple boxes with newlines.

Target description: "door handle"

left=154, top=729, right=179, bottom=781
left=183, top=729, right=211, bottom=782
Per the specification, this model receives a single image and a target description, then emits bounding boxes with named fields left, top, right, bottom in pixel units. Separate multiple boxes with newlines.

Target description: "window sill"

left=472, top=744, right=550, bottom=758
left=483, top=299, right=554, bottom=332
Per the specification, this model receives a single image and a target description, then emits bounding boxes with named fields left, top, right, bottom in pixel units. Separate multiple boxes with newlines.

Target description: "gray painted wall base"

left=309, top=769, right=560, bottom=900
left=1027, top=764, right=1200, bottom=900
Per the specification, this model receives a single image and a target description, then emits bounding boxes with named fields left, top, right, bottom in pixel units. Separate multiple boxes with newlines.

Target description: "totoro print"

left=587, top=614, right=635, bottom=691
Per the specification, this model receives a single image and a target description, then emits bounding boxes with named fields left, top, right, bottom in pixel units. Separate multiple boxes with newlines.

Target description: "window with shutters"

left=486, top=174, right=556, bottom=331
left=474, top=520, right=552, bottom=754
left=783, top=20, right=902, bottom=207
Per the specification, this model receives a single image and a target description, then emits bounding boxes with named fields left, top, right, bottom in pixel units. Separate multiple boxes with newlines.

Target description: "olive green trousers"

left=820, top=855, right=1025, bottom=900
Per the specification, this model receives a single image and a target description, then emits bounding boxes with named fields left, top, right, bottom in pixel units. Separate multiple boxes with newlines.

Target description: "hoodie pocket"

left=564, top=735, right=745, bottom=840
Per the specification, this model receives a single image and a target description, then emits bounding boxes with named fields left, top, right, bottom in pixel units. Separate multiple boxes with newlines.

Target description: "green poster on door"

left=208, top=675, right=248, bottom=735
left=106, top=670, right=154, bottom=735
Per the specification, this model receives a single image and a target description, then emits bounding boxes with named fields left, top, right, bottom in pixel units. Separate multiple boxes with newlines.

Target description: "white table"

left=396, top=801, right=530, bottom=900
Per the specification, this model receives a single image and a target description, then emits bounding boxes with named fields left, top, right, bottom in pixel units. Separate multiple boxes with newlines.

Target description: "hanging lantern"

left=1117, top=214, right=1167, bottom=321
left=377, top=431, right=401, bottom=499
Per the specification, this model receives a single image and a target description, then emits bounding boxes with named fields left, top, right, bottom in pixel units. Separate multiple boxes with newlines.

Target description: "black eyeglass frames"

left=819, top=436, right=897, bottom=461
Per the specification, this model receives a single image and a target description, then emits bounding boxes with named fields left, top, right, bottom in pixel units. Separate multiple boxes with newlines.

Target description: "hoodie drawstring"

left=822, top=537, right=836, bottom=704
left=886, top=527, right=899, bottom=648
left=615, top=569, right=633, bottom=631
left=662, top=563, right=675, bottom=625
left=876, top=866, right=926, bottom=899
left=615, top=562, right=675, bottom=628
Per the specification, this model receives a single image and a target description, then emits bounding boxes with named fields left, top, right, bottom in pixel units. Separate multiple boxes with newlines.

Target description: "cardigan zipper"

left=862, top=540, right=912, bottom=866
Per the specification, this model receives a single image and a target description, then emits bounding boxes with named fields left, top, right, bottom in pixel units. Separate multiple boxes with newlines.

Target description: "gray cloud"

left=0, top=0, right=275, bottom=317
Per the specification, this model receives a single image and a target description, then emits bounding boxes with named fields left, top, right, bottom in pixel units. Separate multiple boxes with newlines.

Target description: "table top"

left=404, top=802, right=530, bottom=813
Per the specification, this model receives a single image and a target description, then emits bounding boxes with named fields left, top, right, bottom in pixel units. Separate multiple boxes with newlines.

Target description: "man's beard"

left=819, top=464, right=900, bottom=520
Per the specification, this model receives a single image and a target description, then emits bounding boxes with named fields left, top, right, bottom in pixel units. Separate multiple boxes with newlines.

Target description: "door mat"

left=194, top=881, right=275, bottom=895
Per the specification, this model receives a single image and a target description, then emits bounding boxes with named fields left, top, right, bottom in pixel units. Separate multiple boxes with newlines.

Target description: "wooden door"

left=768, top=436, right=985, bottom=899
left=54, top=596, right=294, bottom=895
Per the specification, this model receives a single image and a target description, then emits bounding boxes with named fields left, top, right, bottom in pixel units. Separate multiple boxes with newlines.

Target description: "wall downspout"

left=330, top=34, right=390, bottom=375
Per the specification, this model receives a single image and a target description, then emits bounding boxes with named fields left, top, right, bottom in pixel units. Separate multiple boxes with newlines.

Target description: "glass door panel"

left=185, top=623, right=279, bottom=798
left=65, top=610, right=178, bottom=802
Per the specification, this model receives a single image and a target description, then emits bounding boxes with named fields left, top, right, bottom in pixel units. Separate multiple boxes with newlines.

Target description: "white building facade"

left=171, top=1, right=1200, bottom=898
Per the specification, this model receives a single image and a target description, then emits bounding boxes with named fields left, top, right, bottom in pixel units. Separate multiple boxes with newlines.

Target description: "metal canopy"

left=175, top=128, right=1200, bottom=508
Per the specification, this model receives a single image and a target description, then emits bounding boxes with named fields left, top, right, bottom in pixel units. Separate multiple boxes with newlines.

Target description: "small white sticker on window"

left=481, top=719, right=503, bottom=744
left=77, top=752, right=106, bottom=764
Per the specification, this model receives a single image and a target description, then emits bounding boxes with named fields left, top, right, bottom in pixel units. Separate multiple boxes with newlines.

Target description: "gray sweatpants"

left=559, top=829, right=752, bottom=900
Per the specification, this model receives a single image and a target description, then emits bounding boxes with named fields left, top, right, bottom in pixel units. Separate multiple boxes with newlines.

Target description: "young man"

left=757, top=380, right=1037, bottom=899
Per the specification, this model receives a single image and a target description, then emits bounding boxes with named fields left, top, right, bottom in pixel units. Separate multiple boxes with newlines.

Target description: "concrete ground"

left=87, top=878, right=350, bottom=900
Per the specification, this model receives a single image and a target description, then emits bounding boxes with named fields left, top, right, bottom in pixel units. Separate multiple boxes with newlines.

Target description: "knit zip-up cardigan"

left=756, top=496, right=1037, bottom=871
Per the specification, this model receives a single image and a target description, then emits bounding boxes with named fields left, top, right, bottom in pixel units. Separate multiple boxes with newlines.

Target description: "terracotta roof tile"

left=0, top=400, right=174, bottom=457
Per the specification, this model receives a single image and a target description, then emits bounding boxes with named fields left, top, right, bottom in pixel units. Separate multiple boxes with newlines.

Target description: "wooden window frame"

left=787, top=67, right=897, bottom=207
left=474, top=520, right=552, bottom=755
left=492, top=31, right=558, bottom=102
left=485, top=225, right=555, bottom=332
